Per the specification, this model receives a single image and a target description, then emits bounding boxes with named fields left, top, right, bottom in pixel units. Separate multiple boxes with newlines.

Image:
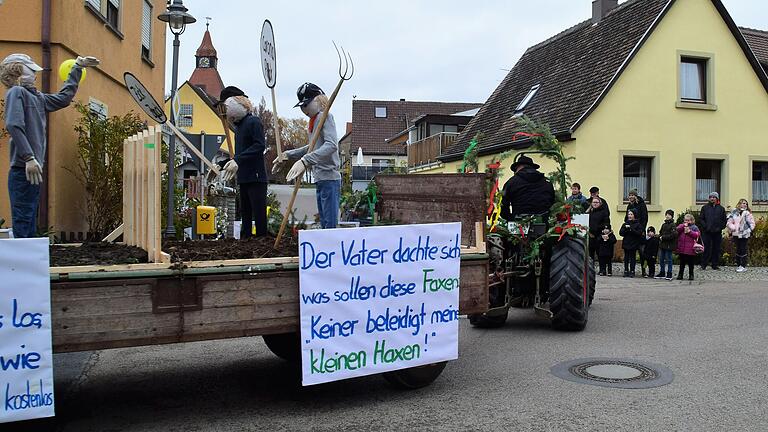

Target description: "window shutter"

left=86, top=0, right=101, bottom=9
left=141, top=1, right=152, bottom=49
left=108, top=0, right=119, bottom=7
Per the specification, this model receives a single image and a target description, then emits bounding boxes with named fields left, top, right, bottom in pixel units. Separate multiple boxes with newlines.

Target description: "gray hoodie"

left=4, top=65, right=82, bottom=168
left=286, top=112, right=341, bottom=181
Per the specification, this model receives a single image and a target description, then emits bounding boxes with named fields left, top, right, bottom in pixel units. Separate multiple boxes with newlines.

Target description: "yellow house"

left=163, top=25, right=230, bottom=156
left=431, top=0, right=768, bottom=230
left=0, top=0, right=166, bottom=236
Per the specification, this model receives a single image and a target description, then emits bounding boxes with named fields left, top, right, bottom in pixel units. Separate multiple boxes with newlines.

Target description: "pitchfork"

left=274, top=42, right=355, bottom=248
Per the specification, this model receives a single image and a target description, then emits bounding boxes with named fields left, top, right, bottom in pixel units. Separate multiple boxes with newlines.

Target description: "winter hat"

left=217, top=86, right=247, bottom=106
left=628, top=189, right=638, bottom=197
left=665, top=209, right=674, bottom=218
left=627, top=209, right=636, bottom=216
left=709, top=192, right=720, bottom=199
left=589, top=186, right=599, bottom=194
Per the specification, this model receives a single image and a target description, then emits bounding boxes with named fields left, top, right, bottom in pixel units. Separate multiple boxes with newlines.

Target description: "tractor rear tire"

left=468, top=311, right=508, bottom=328
left=382, top=362, right=447, bottom=389
left=588, top=257, right=596, bottom=306
left=549, top=236, right=590, bottom=331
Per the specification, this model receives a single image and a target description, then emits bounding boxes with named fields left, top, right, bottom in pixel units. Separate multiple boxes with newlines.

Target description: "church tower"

left=188, top=22, right=224, bottom=101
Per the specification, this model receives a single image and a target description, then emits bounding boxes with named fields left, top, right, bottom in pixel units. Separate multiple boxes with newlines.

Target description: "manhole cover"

left=551, top=358, right=674, bottom=389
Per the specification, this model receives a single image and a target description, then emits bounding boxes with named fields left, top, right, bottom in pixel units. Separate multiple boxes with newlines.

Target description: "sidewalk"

left=606, top=263, right=768, bottom=282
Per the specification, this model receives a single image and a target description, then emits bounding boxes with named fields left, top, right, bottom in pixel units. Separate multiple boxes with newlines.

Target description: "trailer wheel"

left=262, top=332, right=301, bottom=362
left=382, top=362, right=447, bottom=389
left=468, top=311, right=508, bottom=328
left=549, top=236, right=589, bottom=331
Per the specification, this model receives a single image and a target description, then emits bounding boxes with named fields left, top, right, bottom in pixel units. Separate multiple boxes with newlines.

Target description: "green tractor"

left=469, top=150, right=596, bottom=331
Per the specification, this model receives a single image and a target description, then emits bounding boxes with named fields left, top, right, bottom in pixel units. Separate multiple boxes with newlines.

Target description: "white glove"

left=286, top=159, right=307, bottom=182
left=75, top=56, right=100, bottom=67
left=271, top=151, right=290, bottom=174
left=222, top=159, right=238, bottom=182
left=25, top=158, right=43, bottom=185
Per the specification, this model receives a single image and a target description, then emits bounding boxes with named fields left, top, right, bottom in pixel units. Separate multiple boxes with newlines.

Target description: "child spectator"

left=655, top=209, right=678, bottom=280
left=619, top=209, right=644, bottom=277
left=676, top=213, right=701, bottom=281
left=597, top=224, right=616, bottom=276
left=642, top=226, right=659, bottom=278
left=727, top=198, right=756, bottom=273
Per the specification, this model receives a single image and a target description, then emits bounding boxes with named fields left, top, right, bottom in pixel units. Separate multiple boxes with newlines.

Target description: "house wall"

left=431, top=0, right=768, bottom=232
left=352, top=155, right=407, bottom=167
left=569, top=0, right=768, bottom=230
left=164, top=83, right=229, bottom=153
left=0, top=0, right=166, bottom=234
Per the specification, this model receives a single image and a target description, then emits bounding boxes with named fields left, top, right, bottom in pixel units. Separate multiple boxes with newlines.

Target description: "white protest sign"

left=0, top=239, right=55, bottom=423
left=260, top=20, right=277, bottom=88
left=299, top=223, right=461, bottom=386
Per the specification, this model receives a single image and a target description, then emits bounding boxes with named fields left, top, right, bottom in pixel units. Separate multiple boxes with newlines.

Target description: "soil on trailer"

left=50, top=243, right=149, bottom=266
left=164, top=235, right=299, bottom=262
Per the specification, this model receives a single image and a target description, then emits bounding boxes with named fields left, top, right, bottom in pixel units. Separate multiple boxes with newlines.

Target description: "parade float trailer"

left=48, top=165, right=490, bottom=388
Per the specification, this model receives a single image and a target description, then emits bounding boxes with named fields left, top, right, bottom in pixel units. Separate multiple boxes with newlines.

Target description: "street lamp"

left=158, top=0, right=196, bottom=238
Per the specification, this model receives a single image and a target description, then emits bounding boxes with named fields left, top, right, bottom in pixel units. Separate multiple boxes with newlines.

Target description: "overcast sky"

left=164, top=0, right=767, bottom=137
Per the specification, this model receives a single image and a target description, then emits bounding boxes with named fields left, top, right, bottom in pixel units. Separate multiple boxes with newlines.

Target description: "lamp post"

left=158, top=0, right=196, bottom=238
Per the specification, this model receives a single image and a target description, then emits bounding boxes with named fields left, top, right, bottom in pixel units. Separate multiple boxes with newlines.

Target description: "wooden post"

left=270, top=87, right=283, bottom=156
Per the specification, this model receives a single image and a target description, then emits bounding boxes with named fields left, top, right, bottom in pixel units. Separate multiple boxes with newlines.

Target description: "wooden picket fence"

left=122, top=125, right=163, bottom=263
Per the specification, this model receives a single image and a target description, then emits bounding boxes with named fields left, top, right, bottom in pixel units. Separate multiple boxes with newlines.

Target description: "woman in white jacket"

left=726, top=198, right=756, bottom=272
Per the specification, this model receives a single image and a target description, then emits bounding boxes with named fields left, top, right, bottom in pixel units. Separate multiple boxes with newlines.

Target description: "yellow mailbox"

left=196, top=206, right=217, bottom=235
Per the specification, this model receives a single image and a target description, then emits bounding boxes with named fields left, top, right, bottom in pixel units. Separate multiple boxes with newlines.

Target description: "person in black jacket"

left=219, top=86, right=269, bottom=238
left=589, top=186, right=610, bottom=219
left=619, top=210, right=644, bottom=277
left=656, top=210, right=678, bottom=280
left=624, top=189, right=648, bottom=230
left=642, top=226, right=660, bottom=278
left=699, top=192, right=727, bottom=270
left=500, top=155, right=555, bottom=220
left=587, top=196, right=611, bottom=264
left=596, top=224, right=616, bottom=276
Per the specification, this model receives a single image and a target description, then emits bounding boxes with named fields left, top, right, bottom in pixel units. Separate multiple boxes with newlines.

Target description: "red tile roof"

left=742, top=27, right=768, bottom=73
left=351, top=100, right=482, bottom=156
left=189, top=67, right=224, bottom=101
left=196, top=29, right=217, bottom=57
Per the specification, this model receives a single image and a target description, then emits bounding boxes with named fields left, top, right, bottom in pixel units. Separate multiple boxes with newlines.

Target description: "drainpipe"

left=40, top=0, right=52, bottom=231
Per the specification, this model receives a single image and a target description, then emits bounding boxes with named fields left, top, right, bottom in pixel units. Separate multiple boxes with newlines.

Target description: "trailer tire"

left=382, top=362, right=447, bottom=389
left=468, top=311, right=508, bottom=328
left=549, top=236, right=589, bottom=331
left=262, top=332, right=301, bottom=362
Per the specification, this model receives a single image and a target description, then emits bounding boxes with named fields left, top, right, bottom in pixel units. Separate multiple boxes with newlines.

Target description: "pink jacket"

left=727, top=210, right=756, bottom=238
left=676, top=223, right=701, bottom=256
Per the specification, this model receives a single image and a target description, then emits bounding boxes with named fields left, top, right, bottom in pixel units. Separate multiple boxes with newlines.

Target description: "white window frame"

left=676, top=50, right=716, bottom=111
left=514, top=84, right=540, bottom=115
left=375, top=107, right=387, bottom=118
left=141, top=0, right=153, bottom=61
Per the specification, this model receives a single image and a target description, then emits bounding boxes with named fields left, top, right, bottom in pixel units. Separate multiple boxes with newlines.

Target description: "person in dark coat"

left=698, top=191, right=727, bottom=270
left=589, top=186, right=610, bottom=219
left=642, top=226, right=660, bottom=278
left=587, top=196, right=611, bottom=265
left=500, top=155, right=555, bottom=220
left=219, top=86, right=269, bottom=239
left=656, top=209, right=678, bottom=280
left=619, top=209, right=644, bottom=277
left=624, top=189, right=648, bottom=230
left=596, top=224, right=616, bottom=276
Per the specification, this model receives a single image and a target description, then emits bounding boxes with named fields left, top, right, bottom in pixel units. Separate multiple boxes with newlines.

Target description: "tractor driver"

left=500, top=155, right=555, bottom=220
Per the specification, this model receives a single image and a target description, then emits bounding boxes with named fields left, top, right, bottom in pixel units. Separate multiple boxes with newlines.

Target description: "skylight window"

left=514, top=84, right=540, bottom=115
left=375, top=106, right=387, bottom=118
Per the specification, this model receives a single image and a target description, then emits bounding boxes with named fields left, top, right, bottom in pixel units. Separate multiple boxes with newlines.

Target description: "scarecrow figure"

left=273, top=83, right=340, bottom=229
left=218, top=86, right=269, bottom=239
left=1, top=53, right=99, bottom=238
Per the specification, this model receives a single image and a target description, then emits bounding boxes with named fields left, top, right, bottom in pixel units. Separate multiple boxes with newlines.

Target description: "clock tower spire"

left=189, top=20, right=224, bottom=100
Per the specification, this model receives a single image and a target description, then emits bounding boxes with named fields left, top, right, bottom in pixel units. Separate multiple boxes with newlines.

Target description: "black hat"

left=294, top=82, right=324, bottom=107
left=218, top=86, right=246, bottom=106
left=510, top=155, right=539, bottom=171
left=589, top=186, right=600, bottom=194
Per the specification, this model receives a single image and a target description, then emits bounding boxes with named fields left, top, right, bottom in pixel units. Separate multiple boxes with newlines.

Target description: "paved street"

left=9, top=268, right=768, bottom=432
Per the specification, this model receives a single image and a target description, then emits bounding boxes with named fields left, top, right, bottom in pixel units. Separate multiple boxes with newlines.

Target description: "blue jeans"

left=659, top=249, right=673, bottom=274
left=315, top=179, right=340, bottom=229
left=8, top=167, right=41, bottom=238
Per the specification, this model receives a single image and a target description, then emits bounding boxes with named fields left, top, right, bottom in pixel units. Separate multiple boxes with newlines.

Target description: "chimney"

left=400, top=98, right=406, bottom=102
left=592, top=0, right=618, bottom=24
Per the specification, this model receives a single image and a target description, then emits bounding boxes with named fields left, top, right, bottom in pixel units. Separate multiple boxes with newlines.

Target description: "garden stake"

left=274, top=42, right=354, bottom=248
